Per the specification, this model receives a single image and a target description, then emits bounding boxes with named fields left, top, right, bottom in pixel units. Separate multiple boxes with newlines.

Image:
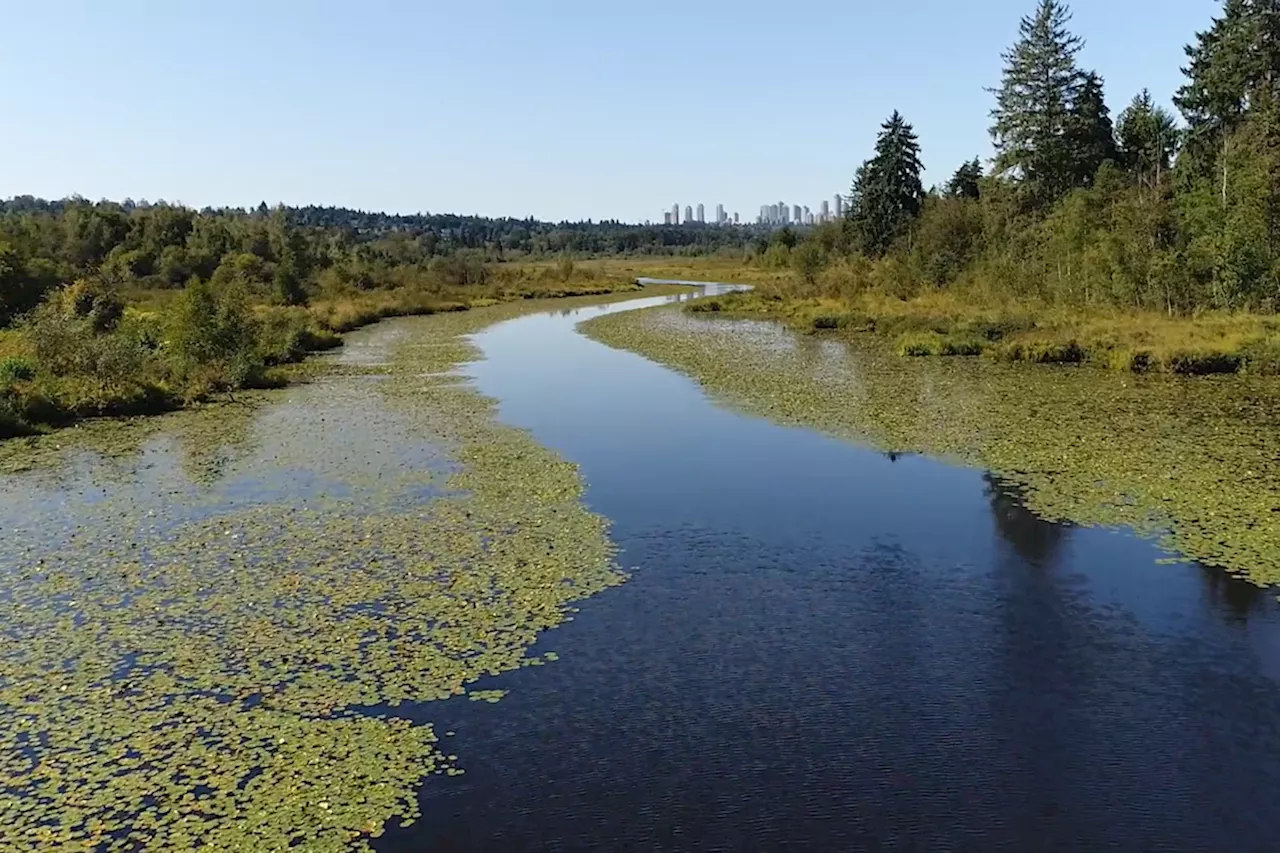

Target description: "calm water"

left=377, top=288, right=1280, bottom=852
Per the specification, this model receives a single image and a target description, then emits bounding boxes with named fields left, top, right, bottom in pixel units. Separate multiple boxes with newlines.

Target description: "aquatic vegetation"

left=0, top=290, right=677, bottom=849
left=584, top=305, right=1280, bottom=589
left=468, top=690, right=509, bottom=704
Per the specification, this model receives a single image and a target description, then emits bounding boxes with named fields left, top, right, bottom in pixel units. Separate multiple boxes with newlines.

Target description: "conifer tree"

left=1116, top=90, right=1178, bottom=189
left=946, top=158, right=984, bottom=199
left=1066, top=72, right=1119, bottom=185
left=989, top=0, right=1088, bottom=202
left=847, top=111, right=925, bottom=257
left=1175, top=0, right=1280, bottom=168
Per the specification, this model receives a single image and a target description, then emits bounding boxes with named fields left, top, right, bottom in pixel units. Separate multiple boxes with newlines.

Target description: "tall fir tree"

left=989, top=0, right=1089, bottom=202
left=847, top=111, right=925, bottom=257
left=1175, top=0, right=1280, bottom=177
left=1065, top=72, right=1119, bottom=185
left=1174, top=0, right=1280, bottom=305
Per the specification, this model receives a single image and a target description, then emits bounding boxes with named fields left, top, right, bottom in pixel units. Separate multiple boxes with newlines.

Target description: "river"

left=2, top=286, right=1279, bottom=851
left=380, top=287, right=1280, bottom=851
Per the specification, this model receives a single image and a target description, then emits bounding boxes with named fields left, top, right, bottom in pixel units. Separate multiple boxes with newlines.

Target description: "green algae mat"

left=0, top=291, right=679, bottom=851
left=583, top=306, right=1280, bottom=590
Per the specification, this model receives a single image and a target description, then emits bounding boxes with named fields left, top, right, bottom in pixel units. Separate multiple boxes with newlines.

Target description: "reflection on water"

left=1198, top=560, right=1269, bottom=625
left=985, top=473, right=1071, bottom=568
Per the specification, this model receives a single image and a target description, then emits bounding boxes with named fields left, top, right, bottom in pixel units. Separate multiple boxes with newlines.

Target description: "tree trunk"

left=1222, top=134, right=1229, bottom=208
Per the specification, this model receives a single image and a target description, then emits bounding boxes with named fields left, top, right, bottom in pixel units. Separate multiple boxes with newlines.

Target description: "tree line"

left=0, top=198, right=755, bottom=324
left=818, top=0, right=1280, bottom=313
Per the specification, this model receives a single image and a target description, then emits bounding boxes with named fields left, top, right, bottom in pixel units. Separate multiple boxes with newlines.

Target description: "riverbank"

left=0, top=267, right=668, bottom=441
left=692, top=282, right=1280, bottom=376
left=582, top=303, right=1280, bottom=588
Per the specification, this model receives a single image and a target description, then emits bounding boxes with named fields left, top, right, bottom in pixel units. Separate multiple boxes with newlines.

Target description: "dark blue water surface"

left=379, top=292, right=1280, bottom=853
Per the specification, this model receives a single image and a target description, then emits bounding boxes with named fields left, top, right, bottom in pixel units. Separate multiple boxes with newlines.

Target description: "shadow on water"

left=984, top=473, right=1071, bottom=568
left=1197, top=560, right=1270, bottom=625
left=376, top=287, right=1280, bottom=853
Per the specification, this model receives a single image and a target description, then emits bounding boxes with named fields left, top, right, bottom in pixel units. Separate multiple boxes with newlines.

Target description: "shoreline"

left=691, top=287, right=1280, bottom=377
left=0, top=279, right=685, bottom=446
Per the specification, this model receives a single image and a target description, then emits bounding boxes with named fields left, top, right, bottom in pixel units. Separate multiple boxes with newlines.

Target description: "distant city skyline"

left=663, top=192, right=846, bottom=227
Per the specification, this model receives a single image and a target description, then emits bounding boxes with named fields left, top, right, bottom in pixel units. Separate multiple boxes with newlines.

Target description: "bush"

left=0, top=356, right=35, bottom=386
left=791, top=241, right=828, bottom=287
left=687, top=299, right=723, bottom=313
left=0, top=395, right=31, bottom=439
left=53, top=279, right=125, bottom=332
left=556, top=255, right=575, bottom=282
left=430, top=252, right=489, bottom=288
left=26, top=304, right=145, bottom=382
left=168, top=279, right=263, bottom=394
left=256, top=308, right=341, bottom=365
left=1240, top=337, right=1280, bottom=375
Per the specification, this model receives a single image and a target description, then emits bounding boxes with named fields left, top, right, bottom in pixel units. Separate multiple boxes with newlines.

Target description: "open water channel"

left=382, top=286, right=1280, bottom=852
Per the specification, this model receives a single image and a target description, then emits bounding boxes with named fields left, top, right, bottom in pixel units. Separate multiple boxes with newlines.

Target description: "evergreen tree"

left=1174, top=0, right=1280, bottom=305
left=989, top=0, right=1088, bottom=202
left=847, top=111, right=925, bottom=257
left=1066, top=72, right=1119, bottom=185
left=946, top=158, right=984, bottom=199
left=1175, top=0, right=1280, bottom=166
left=1116, top=90, right=1178, bottom=189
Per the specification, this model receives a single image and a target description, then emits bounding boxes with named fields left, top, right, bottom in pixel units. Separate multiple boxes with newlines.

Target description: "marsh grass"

left=710, top=284, right=1280, bottom=376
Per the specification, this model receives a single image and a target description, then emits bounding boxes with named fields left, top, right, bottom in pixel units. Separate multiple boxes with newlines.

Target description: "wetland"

left=2, top=284, right=1280, bottom=851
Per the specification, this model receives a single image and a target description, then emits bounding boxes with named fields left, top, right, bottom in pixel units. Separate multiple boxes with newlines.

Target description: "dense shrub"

left=256, top=308, right=341, bottom=365
left=168, top=279, right=263, bottom=393
left=430, top=252, right=489, bottom=288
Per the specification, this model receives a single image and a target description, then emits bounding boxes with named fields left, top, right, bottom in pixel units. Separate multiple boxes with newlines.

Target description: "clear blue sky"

left=0, top=0, right=1216, bottom=222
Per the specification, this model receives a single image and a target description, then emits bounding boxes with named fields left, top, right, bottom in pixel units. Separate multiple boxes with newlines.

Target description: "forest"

left=729, top=0, right=1280, bottom=374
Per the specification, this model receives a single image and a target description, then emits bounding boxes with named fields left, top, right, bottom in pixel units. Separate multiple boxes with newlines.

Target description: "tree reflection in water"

left=984, top=472, right=1071, bottom=568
